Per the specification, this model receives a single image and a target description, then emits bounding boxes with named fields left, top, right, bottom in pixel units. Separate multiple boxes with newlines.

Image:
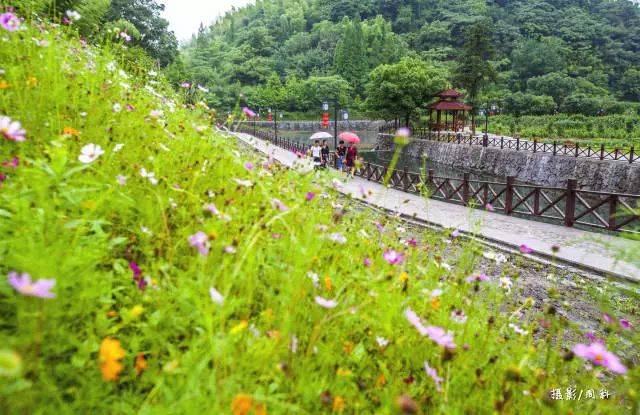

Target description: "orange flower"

left=430, top=297, right=440, bottom=310
left=62, top=126, right=80, bottom=137
left=99, top=338, right=125, bottom=381
left=332, top=396, right=345, bottom=413
left=0, top=81, right=9, bottom=89
left=376, top=373, right=387, bottom=388
left=231, top=394, right=253, bottom=415
left=135, top=353, right=148, bottom=375
left=324, top=276, right=332, bottom=291
left=342, top=341, right=354, bottom=354
left=254, top=403, right=267, bottom=415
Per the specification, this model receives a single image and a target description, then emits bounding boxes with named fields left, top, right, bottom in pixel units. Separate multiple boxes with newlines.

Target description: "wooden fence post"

left=630, top=146, right=635, bottom=164
left=462, top=173, right=470, bottom=206
left=608, top=195, right=618, bottom=231
left=533, top=139, right=537, bottom=153
left=505, top=176, right=515, bottom=214
left=600, top=144, right=605, bottom=160
left=516, top=138, right=520, bottom=151
left=564, top=179, right=577, bottom=227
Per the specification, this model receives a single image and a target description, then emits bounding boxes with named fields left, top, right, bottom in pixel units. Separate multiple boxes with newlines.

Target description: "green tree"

left=620, top=68, right=640, bottom=102
left=365, top=57, right=449, bottom=125
left=511, top=38, right=567, bottom=80
left=107, top=0, right=178, bottom=66
left=334, top=17, right=368, bottom=94
left=454, top=19, right=496, bottom=105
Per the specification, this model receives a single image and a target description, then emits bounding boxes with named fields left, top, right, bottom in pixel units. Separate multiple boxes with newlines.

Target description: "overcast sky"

left=160, top=0, right=254, bottom=41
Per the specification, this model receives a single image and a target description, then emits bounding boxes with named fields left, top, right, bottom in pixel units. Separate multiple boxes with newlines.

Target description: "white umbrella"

left=309, top=131, right=333, bottom=140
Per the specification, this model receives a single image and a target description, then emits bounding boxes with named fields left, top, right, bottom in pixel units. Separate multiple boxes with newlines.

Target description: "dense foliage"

left=177, top=0, right=640, bottom=119
left=10, top=0, right=178, bottom=66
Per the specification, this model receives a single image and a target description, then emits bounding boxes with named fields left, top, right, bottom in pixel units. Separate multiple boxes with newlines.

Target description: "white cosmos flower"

left=66, top=10, right=81, bottom=21
left=78, top=143, right=104, bottom=164
left=140, top=167, right=158, bottom=185
left=113, top=143, right=124, bottom=152
left=209, top=287, right=224, bottom=305
left=376, top=337, right=390, bottom=347
left=315, top=296, right=338, bottom=309
left=112, top=103, right=122, bottom=113
left=234, top=178, right=253, bottom=187
left=499, top=277, right=513, bottom=292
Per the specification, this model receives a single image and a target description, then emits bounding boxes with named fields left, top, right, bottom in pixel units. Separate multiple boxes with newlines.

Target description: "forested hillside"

left=175, top=0, right=640, bottom=118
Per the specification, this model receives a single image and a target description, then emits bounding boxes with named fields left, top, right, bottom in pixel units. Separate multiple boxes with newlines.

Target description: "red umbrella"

left=339, top=132, right=360, bottom=143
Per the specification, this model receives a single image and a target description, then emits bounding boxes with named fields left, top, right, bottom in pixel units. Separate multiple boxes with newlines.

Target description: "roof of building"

left=437, top=89, right=465, bottom=98
left=427, top=101, right=473, bottom=111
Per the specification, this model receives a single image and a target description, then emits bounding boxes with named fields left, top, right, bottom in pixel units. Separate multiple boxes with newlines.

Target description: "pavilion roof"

left=427, top=101, right=473, bottom=111
left=437, top=89, right=465, bottom=98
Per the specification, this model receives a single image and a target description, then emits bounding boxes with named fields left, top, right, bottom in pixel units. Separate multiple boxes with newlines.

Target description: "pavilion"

left=427, top=89, right=473, bottom=133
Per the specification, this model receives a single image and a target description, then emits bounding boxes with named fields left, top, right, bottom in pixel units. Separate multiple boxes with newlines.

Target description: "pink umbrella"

left=339, top=132, right=360, bottom=143
left=242, top=107, right=256, bottom=118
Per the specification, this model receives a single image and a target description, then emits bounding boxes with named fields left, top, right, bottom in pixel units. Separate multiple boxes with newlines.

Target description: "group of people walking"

left=308, top=140, right=358, bottom=176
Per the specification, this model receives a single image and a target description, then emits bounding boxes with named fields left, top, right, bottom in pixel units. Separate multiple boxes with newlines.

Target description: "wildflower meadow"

left=0, top=8, right=638, bottom=415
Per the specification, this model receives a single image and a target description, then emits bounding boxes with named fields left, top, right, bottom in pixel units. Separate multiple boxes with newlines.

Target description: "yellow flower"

left=231, top=394, right=253, bottom=415
left=135, top=353, right=148, bottom=375
left=342, top=341, right=354, bottom=354
left=336, top=368, right=352, bottom=377
left=375, top=373, right=387, bottom=388
left=332, top=396, right=345, bottom=413
left=130, top=305, right=144, bottom=318
left=0, top=349, right=22, bottom=378
left=0, top=81, right=9, bottom=89
left=399, top=272, right=409, bottom=283
left=26, top=76, right=37, bottom=87
left=230, top=320, right=248, bottom=335
left=324, top=276, right=332, bottom=291
left=99, top=338, right=125, bottom=363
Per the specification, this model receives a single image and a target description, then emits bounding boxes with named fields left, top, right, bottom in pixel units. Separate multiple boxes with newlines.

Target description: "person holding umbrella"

left=339, top=132, right=360, bottom=178
left=336, top=140, right=347, bottom=171
left=321, top=140, right=330, bottom=168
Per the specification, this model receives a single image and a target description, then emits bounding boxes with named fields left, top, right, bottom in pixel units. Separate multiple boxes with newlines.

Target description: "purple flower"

left=188, top=231, right=210, bottom=256
left=451, top=229, right=460, bottom=238
left=519, top=244, right=533, bottom=254
left=465, top=273, right=489, bottom=283
left=315, top=296, right=338, bottom=309
left=363, top=257, right=372, bottom=267
left=0, top=116, right=26, bottom=142
left=375, top=222, right=385, bottom=233
left=424, top=362, right=443, bottom=392
left=602, top=313, right=614, bottom=324
left=305, top=192, right=316, bottom=201
left=383, top=249, right=404, bottom=265
left=129, top=262, right=147, bottom=290
left=244, top=162, right=254, bottom=171
left=485, top=203, right=494, bottom=212
left=620, top=319, right=632, bottom=330
left=7, top=271, right=55, bottom=298
left=406, top=238, right=418, bottom=248
left=2, top=157, right=19, bottom=168
left=204, top=203, right=220, bottom=216
left=0, top=13, right=21, bottom=32
left=329, top=233, right=347, bottom=244
left=573, top=342, right=627, bottom=374
left=585, top=331, right=605, bottom=344
left=396, top=127, right=411, bottom=138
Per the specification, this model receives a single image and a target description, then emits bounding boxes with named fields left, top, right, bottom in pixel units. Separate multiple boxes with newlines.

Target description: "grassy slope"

left=0, top=17, right=637, bottom=414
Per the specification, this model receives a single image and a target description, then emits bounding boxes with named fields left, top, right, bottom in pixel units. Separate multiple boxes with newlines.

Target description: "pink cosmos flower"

left=383, top=249, right=404, bottom=265
left=188, top=231, right=209, bottom=256
left=406, top=238, right=418, bottom=248
left=305, top=192, right=316, bottom=201
left=451, top=309, right=467, bottom=324
left=465, top=273, right=489, bottom=283
left=620, top=319, right=632, bottom=330
left=396, top=127, right=411, bottom=138
left=405, top=309, right=456, bottom=349
left=209, top=287, right=224, bottom=305
left=585, top=331, right=605, bottom=344
left=7, top=271, right=55, bottom=298
left=572, top=342, right=627, bottom=374
left=363, top=257, right=372, bottom=267
left=204, top=203, right=220, bottom=216
left=2, top=157, right=18, bottom=168
left=224, top=245, right=236, bottom=254
left=485, top=203, right=494, bottom=212
left=519, top=244, right=533, bottom=254
left=0, top=173, right=6, bottom=184
left=271, top=198, right=289, bottom=212
left=0, top=116, right=26, bottom=142
left=602, top=313, right=614, bottom=324
left=0, top=12, right=21, bottom=32
left=180, top=82, right=191, bottom=89
left=328, top=233, right=346, bottom=244
left=424, top=362, right=443, bottom=392
left=242, top=107, right=256, bottom=118
left=315, top=296, right=338, bottom=309
left=451, top=229, right=460, bottom=238
left=244, top=162, right=254, bottom=171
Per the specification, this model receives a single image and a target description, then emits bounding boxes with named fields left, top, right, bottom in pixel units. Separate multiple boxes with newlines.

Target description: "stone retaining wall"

left=248, top=120, right=385, bottom=131
left=376, top=135, right=640, bottom=194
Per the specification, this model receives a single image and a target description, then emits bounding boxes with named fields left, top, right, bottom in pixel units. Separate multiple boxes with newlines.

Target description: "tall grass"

left=0, top=12, right=637, bottom=415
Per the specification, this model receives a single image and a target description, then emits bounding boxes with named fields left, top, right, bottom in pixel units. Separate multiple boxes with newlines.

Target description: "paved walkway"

left=232, top=132, right=640, bottom=282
